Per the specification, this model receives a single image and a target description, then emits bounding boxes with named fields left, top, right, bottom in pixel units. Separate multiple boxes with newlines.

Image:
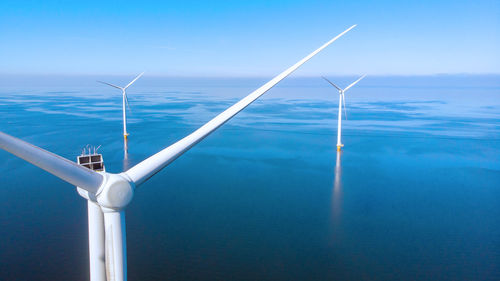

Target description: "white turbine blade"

left=104, top=210, right=127, bottom=281
left=125, top=25, right=356, bottom=186
left=342, top=92, right=347, bottom=120
left=343, top=74, right=366, bottom=92
left=0, top=131, right=103, bottom=193
left=123, top=72, right=144, bottom=90
left=322, top=76, right=342, bottom=91
left=124, top=93, right=132, bottom=113
left=98, top=81, right=123, bottom=90
left=88, top=201, right=106, bottom=281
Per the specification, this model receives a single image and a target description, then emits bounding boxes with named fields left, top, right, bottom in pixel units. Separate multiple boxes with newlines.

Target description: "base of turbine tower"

left=336, top=144, right=344, bottom=151
left=124, top=134, right=129, bottom=140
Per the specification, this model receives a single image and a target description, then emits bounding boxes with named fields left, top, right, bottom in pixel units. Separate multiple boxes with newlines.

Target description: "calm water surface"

left=0, top=76, right=499, bottom=280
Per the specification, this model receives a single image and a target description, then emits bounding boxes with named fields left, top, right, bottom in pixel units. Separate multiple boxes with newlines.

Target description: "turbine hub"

left=96, top=173, right=135, bottom=210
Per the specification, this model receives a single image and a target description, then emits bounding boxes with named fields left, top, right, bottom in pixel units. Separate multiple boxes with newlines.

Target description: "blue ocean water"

left=0, top=75, right=499, bottom=280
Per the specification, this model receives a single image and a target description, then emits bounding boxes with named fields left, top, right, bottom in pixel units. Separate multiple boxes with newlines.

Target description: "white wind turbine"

left=322, top=75, right=365, bottom=151
left=98, top=72, right=144, bottom=140
left=0, top=25, right=356, bottom=281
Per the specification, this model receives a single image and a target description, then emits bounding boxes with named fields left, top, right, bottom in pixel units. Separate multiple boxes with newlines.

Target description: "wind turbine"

left=0, top=25, right=356, bottom=281
left=322, top=75, right=366, bottom=151
left=98, top=72, right=144, bottom=141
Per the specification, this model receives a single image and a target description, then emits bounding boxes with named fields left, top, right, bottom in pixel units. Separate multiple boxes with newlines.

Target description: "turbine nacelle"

left=96, top=173, right=135, bottom=211
left=77, top=172, right=134, bottom=210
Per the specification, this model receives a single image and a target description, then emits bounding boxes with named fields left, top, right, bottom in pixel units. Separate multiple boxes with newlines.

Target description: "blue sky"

left=0, top=0, right=498, bottom=76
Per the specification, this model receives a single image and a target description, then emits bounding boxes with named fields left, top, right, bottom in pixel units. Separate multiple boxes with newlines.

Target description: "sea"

left=0, top=75, right=499, bottom=280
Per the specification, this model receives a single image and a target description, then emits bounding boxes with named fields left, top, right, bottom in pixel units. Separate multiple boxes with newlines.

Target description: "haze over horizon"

left=0, top=0, right=499, bottom=76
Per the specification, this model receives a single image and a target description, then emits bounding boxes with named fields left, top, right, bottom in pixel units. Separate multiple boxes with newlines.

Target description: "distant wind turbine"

left=98, top=72, right=144, bottom=140
left=0, top=24, right=356, bottom=281
left=322, top=75, right=365, bottom=151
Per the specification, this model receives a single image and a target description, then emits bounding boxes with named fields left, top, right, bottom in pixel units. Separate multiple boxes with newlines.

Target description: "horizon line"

left=1, top=72, right=500, bottom=78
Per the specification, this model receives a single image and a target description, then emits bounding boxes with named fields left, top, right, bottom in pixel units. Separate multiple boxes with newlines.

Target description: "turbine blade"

left=104, top=210, right=127, bottom=281
left=125, top=25, right=357, bottom=186
left=124, top=93, right=132, bottom=113
left=322, top=76, right=342, bottom=91
left=87, top=201, right=106, bottom=281
left=343, top=74, right=366, bottom=92
left=0, top=131, right=104, bottom=193
left=123, top=72, right=144, bottom=90
left=97, top=81, right=123, bottom=90
left=342, top=93, right=347, bottom=120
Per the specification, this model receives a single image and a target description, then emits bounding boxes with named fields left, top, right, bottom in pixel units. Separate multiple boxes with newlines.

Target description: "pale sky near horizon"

left=0, top=0, right=498, bottom=76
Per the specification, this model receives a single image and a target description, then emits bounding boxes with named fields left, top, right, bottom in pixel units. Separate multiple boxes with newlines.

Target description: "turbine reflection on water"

left=330, top=151, right=343, bottom=244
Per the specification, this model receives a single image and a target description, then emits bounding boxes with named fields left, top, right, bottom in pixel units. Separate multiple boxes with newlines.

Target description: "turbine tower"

left=98, top=72, right=144, bottom=140
left=0, top=25, right=356, bottom=281
left=322, top=75, right=365, bottom=151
